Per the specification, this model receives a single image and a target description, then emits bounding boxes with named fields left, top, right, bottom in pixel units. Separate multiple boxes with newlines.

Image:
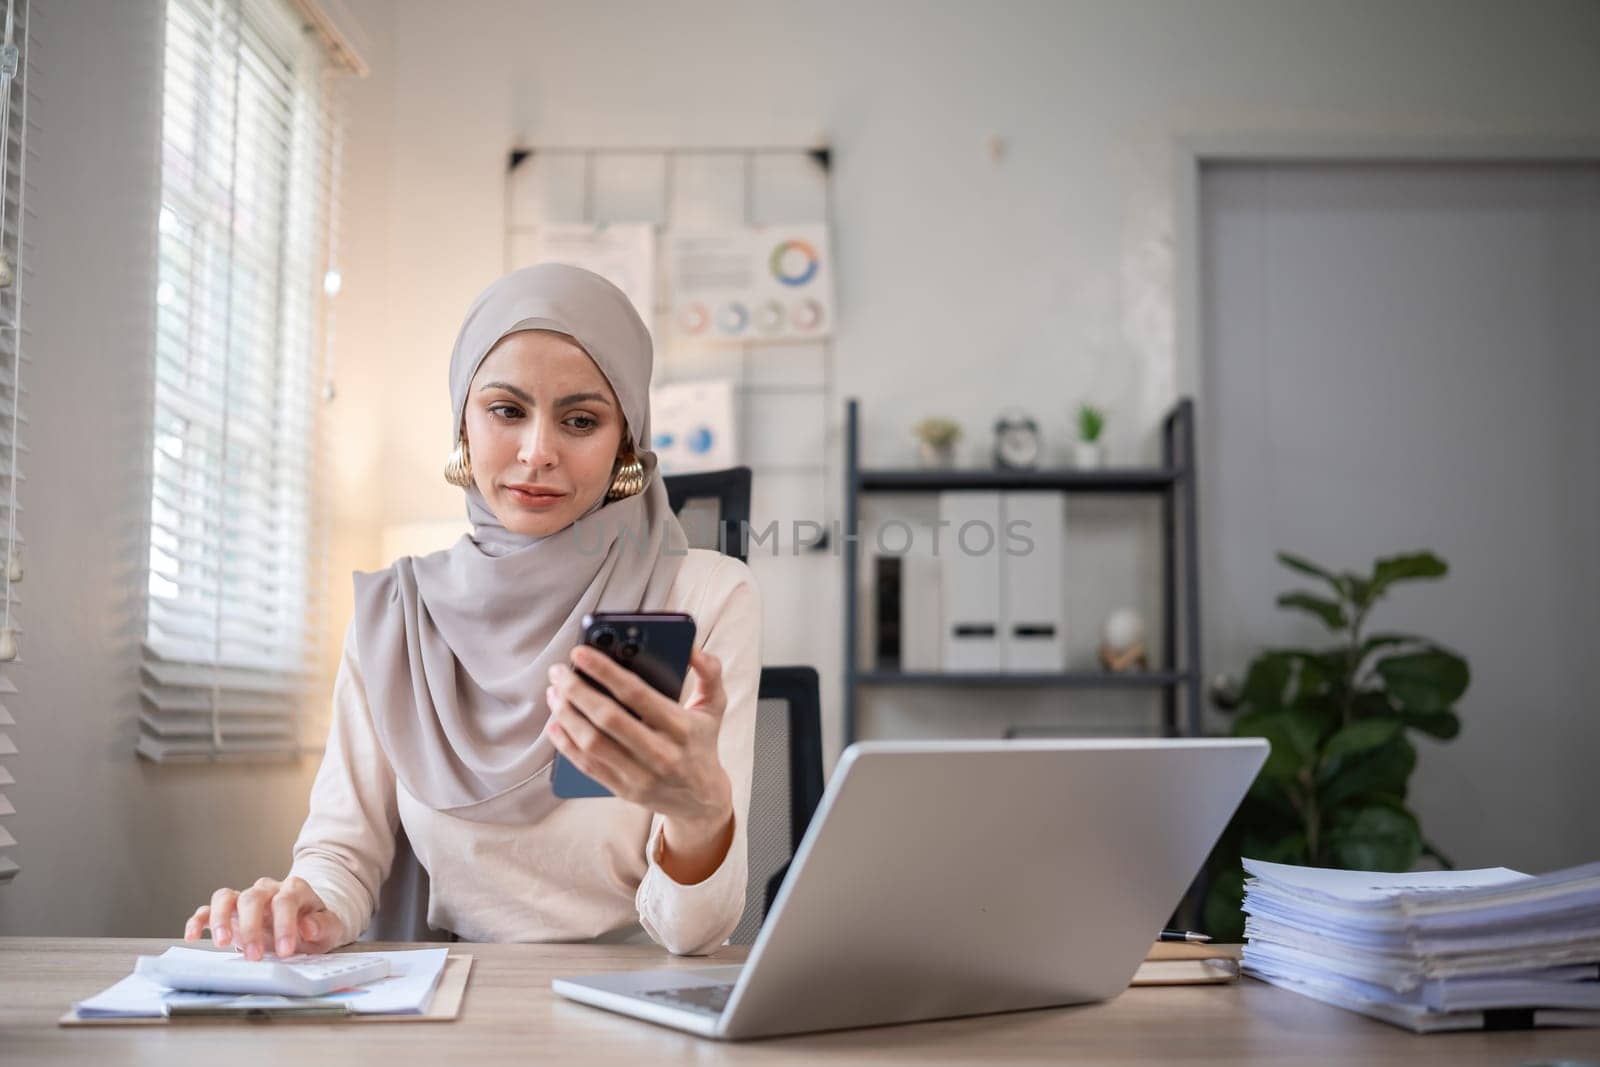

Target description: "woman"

left=183, top=264, right=762, bottom=958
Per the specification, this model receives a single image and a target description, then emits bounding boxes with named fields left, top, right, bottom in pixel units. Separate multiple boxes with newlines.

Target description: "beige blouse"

left=287, top=548, right=762, bottom=956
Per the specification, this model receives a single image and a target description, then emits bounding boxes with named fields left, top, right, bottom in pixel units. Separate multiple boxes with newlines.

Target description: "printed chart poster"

left=649, top=380, right=737, bottom=474
left=668, top=224, right=833, bottom=343
left=512, top=222, right=657, bottom=339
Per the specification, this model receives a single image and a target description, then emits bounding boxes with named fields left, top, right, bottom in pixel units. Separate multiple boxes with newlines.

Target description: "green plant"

left=1202, top=550, right=1469, bottom=941
left=912, top=416, right=962, bottom=448
left=1076, top=403, right=1106, bottom=443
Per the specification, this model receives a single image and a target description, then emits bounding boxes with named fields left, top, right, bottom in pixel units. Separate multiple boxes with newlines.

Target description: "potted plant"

left=911, top=417, right=962, bottom=468
left=1202, top=550, right=1469, bottom=941
left=1073, top=403, right=1106, bottom=469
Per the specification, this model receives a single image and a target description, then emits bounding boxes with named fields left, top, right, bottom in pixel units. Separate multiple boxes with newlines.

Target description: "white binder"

left=999, top=491, right=1066, bottom=671
left=900, top=551, right=943, bottom=672
left=939, top=492, right=1002, bottom=671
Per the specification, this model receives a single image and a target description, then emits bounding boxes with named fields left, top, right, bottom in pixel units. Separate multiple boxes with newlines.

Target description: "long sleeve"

left=286, top=619, right=400, bottom=945
left=634, top=555, right=763, bottom=955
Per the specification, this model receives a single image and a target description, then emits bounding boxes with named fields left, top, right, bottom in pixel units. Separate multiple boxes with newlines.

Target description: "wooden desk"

left=4, top=937, right=1597, bottom=1064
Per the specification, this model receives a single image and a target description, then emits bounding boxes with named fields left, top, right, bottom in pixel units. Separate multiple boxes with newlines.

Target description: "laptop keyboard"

left=639, top=983, right=735, bottom=1016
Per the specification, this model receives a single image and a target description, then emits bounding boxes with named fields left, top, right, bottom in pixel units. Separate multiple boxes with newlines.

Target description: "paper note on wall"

left=650, top=380, right=737, bottom=474
left=511, top=222, right=657, bottom=338
left=667, top=224, right=833, bottom=343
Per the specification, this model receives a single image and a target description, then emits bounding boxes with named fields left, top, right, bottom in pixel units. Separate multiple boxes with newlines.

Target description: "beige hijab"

left=350, top=264, right=689, bottom=824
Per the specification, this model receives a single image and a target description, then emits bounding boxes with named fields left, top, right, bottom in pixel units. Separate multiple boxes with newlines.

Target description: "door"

left=1199, top=160, right=1600, bottom=873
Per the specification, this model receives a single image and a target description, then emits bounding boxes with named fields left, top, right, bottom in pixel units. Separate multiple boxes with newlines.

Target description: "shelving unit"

left=842, top=398, right=1203, bottom=744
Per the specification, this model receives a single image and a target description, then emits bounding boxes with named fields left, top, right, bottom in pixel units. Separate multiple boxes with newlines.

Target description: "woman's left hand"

left=547, top=645, right=734, bottom=875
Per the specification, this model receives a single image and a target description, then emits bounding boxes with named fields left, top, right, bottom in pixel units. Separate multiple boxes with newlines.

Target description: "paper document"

left=74, top=946, right=450, bottom=1018
left=1239, top=859, right=1600, bottom=1032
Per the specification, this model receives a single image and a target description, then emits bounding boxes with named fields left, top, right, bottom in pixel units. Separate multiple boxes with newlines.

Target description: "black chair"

left=730, top=666, right=825, bottom=945
left=662, top=466, right=752, bottom=563
left=662, top=468, right=824, bottom=942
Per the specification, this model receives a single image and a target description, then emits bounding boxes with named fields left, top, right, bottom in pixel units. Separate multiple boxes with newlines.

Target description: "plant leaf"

left=1284, top=705, right=1337, bottom=761
left=1369, top=551, right=1448, bottom=599
left=1243, top=774, right=1303, bottom=826
left=1349, top=689, right=1456, bottom=738
left=1292, top=650, right=1344, bottom=698
left=1375, top=648, right=1470, bottom=713
left=1232, top=711, right=1305, bottom=784
left=1337, top=572, right=1372, bottom=609
left=1277, top=591, right=1348, bottom=631
left=1349, top=689, right=1397, bottom=719
left=1277, top=552, right=1340, bottom=589
left=1324, top=801, right=1422, bottom=871
left=1354, top=633, right=1419, bottom=674
left=1318, top=734, right=1417, bottom=809
left=1239, top=651, right=1296, bottom=714
left=1236, top=707, right=1323, bottom=761
left=1319, top=718, right=1404, bottom=778
left=1399, top=707, right=1462, bottom=740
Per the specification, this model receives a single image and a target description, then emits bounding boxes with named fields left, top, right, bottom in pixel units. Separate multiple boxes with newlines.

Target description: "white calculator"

left=135, top=951, right=391, bottom=997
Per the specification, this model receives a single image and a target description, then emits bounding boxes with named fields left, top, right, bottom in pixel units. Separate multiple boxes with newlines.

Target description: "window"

left=140, top=0, right=347, bottom=761
left=0, top=0, right=29, bottom=882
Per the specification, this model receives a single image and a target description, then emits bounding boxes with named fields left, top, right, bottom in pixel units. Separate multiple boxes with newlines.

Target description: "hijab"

left=349, top=263, right=689, bottom=824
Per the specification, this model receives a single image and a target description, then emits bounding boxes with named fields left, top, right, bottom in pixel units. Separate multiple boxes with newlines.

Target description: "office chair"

left=730, top=665, right=825, bottom=946
left=361, top=827, right=450, bottom=943
left=662, top=466, right=752, bottom=563
left=662, top=468, right=824, bottom=941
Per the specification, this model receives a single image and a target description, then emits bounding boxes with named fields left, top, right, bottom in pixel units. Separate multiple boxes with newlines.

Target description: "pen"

left=1158, top=929, right=1213, bottom=943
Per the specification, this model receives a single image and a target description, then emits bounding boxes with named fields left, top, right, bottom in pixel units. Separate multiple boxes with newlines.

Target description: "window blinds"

left=0, top=0, right=29, bottom=883
left=140, top=0, right=346, bottom=761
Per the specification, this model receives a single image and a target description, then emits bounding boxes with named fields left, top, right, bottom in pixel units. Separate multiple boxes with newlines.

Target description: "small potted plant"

left=1073, top=403, right=1107, bottom=469
left=911, top=416, right=962, bottom=468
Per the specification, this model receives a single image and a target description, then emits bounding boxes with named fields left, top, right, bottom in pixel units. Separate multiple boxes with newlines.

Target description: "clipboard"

left=59, top=953, right=474, bottom=1027
left=1131, top=941, right=1241, bottom=986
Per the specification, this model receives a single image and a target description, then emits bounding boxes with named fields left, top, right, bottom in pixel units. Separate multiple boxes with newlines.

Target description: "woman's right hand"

left=184, top=876, right=346, bottom=959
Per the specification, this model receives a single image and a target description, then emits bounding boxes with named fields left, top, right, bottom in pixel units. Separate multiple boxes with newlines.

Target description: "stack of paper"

left=1239, top=858, right=1600, bottom=1032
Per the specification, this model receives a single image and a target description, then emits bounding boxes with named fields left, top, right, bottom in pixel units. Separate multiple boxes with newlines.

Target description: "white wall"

left=336, top=0, right=1600, bottom=823
left=3, top=0, right=1597, bottom=936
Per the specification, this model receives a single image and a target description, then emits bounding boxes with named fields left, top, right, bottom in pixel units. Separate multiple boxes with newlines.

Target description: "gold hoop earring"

left=606, top=450, right=646, bottom=501
left=443, top=436, right=473, bottom=488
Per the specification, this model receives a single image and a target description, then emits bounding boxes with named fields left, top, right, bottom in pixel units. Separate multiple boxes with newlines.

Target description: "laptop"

left=552, top=737, right=1268, bottom=1040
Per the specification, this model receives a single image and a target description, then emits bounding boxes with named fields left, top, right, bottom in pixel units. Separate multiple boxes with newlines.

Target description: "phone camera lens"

left=592, top=627, right=617, bottom=650
left=618, top=641, right=640, bottom=661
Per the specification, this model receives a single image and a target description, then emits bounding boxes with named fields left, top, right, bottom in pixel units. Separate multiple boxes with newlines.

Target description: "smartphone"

left=551, top=611, right=698, bottom=799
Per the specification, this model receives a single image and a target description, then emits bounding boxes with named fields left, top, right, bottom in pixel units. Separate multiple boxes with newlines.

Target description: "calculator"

left=135, top=951, right=392, bottom=997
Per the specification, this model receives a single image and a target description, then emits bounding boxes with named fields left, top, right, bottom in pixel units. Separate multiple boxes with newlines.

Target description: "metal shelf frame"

left=842, top=397, right=1203, bottom=744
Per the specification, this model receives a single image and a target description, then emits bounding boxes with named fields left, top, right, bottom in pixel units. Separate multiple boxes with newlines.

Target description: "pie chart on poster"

left=791, top=298, right=824, bottom=331
left=757, top=300, right=785, bottom=333
left=717, top=302, right=749, bottom=334
left=769, top=239, right=820, bottom=287
left=678, top=303, right=710, bottom=334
